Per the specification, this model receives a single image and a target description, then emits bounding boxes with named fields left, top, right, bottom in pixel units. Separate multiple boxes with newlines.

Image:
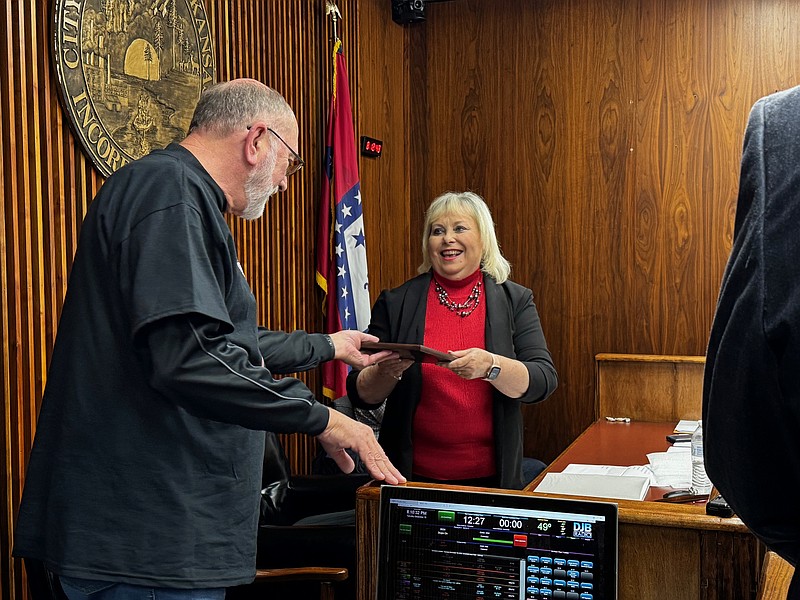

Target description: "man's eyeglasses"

left=267, top=127, right=304, bottom=177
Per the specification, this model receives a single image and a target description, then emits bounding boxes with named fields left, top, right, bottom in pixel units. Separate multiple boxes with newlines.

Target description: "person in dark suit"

left=346, top=191, right=558, bottom=489
left=703, top=86, right=800, bottom=597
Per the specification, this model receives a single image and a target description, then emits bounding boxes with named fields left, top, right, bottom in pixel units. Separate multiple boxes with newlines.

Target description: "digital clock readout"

left=462, top=514, right=485, bottom=526
left=458, top=514, right=574, bottom=537
left=459, top=514, right=527, bottom=530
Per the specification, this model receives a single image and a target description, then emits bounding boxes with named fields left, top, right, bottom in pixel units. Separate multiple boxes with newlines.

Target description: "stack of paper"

left=560, top=463, right=656, bottom=484
left=647, top=448, right=692, bottom=488
left=534, top=471, right=650, bottom=501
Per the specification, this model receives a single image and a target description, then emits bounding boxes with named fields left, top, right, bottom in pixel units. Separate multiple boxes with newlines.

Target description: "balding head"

left=188, top=79, right=295, bottom=136
left=180, top=79, right=301, bottom=221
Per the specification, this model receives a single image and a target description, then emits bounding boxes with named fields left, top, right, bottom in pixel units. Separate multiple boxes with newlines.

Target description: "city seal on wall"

left=52, top=0, right=216, bottom=177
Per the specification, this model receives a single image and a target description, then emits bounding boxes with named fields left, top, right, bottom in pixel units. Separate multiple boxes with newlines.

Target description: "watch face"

left=485, top=366, right=501, bottom=381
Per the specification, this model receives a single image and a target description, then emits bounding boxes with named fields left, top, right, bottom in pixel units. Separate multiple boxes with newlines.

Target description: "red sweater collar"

left=431, top=268, right=483, bottom=293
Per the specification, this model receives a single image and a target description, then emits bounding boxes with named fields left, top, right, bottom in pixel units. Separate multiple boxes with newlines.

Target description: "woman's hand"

left=445, top=348, right=494, bottom=379
left=373, top=357, right=415, bottom=381
left=356, top=357, right=414, bottom=404
left=446, top=348, right=530, bottom=398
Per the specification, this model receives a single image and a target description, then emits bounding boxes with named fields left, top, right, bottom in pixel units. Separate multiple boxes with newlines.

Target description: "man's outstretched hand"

left=328, top=330, right=398, bottom=368
left=317, top=407, right=406, bottom=485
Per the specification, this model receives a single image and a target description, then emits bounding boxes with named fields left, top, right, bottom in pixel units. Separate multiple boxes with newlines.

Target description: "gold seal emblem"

left=52, top=0, right=216, bottom=177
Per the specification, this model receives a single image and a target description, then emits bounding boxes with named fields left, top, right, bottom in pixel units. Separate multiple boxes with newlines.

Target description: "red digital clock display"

left=360, top=136, right=383, bottom=158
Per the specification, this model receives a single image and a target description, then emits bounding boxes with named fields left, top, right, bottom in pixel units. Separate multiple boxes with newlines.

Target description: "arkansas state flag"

left=316, top=40, right=371, bottom=400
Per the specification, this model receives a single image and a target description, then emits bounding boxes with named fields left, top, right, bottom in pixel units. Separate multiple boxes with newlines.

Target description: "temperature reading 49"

left=536, top=520, right=553, bottom=532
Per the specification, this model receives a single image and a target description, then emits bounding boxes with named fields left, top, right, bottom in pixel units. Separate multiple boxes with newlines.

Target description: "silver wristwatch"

left=483, top=355, right=501, bottom=381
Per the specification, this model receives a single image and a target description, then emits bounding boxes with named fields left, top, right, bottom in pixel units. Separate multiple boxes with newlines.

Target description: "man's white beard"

left=241, top=152, right=279, bottom=221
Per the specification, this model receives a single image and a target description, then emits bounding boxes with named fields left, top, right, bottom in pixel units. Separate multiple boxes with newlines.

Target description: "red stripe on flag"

left=316, top=40, right=367, bottom=400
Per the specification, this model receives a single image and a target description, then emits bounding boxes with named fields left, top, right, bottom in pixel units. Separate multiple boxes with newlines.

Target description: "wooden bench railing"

left=595, top=353, right=705, bottom=422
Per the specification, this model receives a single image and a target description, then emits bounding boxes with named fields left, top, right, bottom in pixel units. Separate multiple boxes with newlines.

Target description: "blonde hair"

left=417, top=191, right=511, bottom=283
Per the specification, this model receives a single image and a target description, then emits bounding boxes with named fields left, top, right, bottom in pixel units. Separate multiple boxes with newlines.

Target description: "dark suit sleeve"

left=346, top=290, right=392, bottom=407
left=509, top=287, right=558, bottom=403
left=703, top=90, right=800, bottom=567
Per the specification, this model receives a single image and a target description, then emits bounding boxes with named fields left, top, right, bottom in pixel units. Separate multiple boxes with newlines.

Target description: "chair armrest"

left=284, top=474, right=371, bottom=519
left=261, top=473, right=370, bottom=525
left=254, top=567, right=348, bottom=583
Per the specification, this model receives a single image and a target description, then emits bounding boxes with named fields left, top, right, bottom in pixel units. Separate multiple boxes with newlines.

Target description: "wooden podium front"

left=355, top=421, right=762, bottom=599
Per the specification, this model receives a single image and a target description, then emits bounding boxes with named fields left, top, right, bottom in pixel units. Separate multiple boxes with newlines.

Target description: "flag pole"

left=325, top=0, right=341, bottom=44
left=317, top=4, right=370, bottom=399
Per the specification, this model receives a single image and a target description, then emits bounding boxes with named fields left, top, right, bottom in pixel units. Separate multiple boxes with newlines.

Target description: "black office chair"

left=228, top=432, right=370, bottom=600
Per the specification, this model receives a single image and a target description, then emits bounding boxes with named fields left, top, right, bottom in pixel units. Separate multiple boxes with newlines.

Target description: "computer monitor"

left=376, top=485, right=618, bottom=600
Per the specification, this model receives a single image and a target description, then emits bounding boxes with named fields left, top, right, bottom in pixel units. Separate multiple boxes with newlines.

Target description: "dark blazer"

left=703, top=86, right=800, bottom=578
left=347, top=272, right=558, bottom=489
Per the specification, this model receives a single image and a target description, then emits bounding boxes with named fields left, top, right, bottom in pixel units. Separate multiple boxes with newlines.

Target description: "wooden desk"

left=541, top=420, right=688, bottom=502
left=355, top=420, right=762, bottom=600
left=533, top=420, right=761, bottom=599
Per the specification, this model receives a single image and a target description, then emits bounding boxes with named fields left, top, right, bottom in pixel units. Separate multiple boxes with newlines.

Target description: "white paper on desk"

left=666, top=445, right=691, bottom=453
left=561, top=463, right=657, bottom=485
left=647, top=450, right=691, bottom=488
left=674, top=419, right=699, bottom=433
left=534, top=472, right=649, bottom=501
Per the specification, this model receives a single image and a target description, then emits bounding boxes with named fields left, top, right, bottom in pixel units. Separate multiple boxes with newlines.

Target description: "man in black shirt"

left=13, top=79, right=404, bottom=600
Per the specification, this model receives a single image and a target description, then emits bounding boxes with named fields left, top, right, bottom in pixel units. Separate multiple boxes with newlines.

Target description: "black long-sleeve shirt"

left=13, top=145, right=330, bottom=587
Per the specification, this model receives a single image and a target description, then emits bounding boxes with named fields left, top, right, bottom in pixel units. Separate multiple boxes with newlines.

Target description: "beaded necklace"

left=434, top=278, right=482, bottom=318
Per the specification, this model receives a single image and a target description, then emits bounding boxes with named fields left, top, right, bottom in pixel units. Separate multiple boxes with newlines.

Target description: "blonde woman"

left=347, top=191, right=558, bottom=489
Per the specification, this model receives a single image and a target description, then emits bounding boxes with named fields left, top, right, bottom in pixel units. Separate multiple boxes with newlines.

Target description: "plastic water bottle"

left=690, top=420, right=712, bottom=495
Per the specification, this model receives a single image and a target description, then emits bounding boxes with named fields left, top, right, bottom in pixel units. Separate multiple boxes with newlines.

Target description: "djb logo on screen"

left=573, top=522, right=593, bottom=539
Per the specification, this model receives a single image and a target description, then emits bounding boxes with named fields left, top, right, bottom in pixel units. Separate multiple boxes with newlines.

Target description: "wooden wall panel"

left=357, top=0, right=800, bottom=464
left=2, top=4, right=104, bottom=600
left=357, top=1, right=416, bottom=296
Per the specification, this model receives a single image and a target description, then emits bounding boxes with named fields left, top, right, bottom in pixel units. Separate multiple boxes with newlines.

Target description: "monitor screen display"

left=376, top=485, right=618, bottom=600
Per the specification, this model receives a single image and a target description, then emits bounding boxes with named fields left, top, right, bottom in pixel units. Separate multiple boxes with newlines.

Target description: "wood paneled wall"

left=1, top=2, right=360, bottom=600
left=5, top=0, right=800, bottom=599
left=358, top=0, right=800, bottom=463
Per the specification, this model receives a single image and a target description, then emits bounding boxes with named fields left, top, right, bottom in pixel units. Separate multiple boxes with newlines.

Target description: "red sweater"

left=412, top=269, right=495, bottom=480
